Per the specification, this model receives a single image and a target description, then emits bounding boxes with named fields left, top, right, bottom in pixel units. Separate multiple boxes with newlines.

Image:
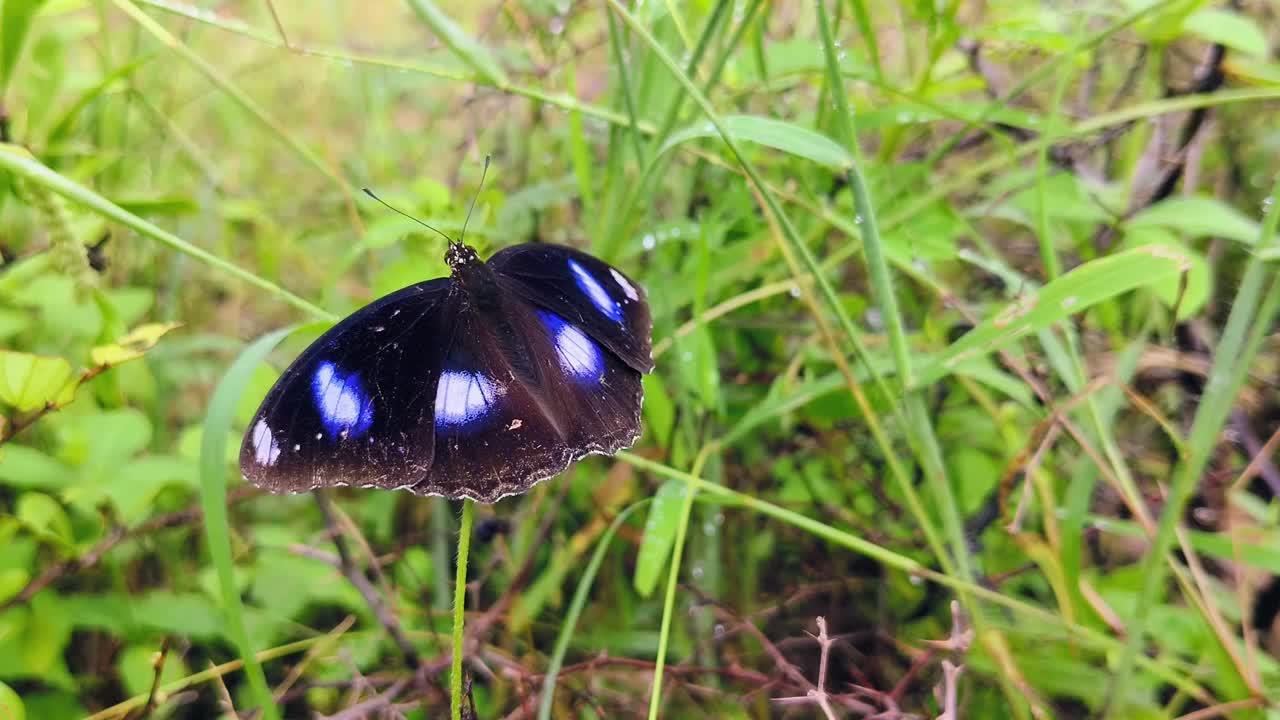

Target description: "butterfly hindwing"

left=412, top=290, right=643, bottom=502
left=487, top=243, right=653, bottom=374
left=240, top=279, right=457, bottom=493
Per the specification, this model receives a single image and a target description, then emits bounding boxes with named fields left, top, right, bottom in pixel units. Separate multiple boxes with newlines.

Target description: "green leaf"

left=0, top=680, right=25, bottom=720
left=1186, top=9, right=1269, bottom=59
left=1121, top=230, right=1211, bottom=319
left=89, top=321, right=181, bottom=366
left=914, top=246, right=1195, bottom=388
left=15, top=492, right=72, bottom=546
left=1126, top=195, right=1260, bottom=245
left=0, top=446, right=74, bottom=490
left=662, top=115, right=854, bottom=169
left=0, top=351, right=74, bottom=413
left=633, top=480, right=690, bottom=598
left=133, top=591, right=225, bottom=639
left=117, top=644, right=186, bottom=699
left=0, top=569, right=28, bottom=606
left=404, top=0, right=508, bottom=85
left=0, top=0, right=50, bottom=95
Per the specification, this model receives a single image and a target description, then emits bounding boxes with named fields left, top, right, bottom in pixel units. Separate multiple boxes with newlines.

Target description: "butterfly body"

left=240, top=241, right=652, bottom=503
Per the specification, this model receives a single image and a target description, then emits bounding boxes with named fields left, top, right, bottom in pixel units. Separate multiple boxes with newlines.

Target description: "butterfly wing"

left=413, top=285, right=644, bottom=502
left=239, top=279, right=458, bottom=493
left=487, top=243, right=653, bottom=373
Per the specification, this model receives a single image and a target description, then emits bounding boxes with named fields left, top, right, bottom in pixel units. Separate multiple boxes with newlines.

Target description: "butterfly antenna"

left=361, top=188, right=455, bottom=245
left=459, top=154, right=491, bottom=246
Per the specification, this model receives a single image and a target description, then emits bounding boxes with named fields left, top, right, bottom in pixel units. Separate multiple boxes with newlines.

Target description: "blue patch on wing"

left=312, top=361, right=376, bottom=439
left=538, top=310, right=604, bottom=382
left=435, top=370, right=502, bottom=429
left=568, top=258, right=623, bottom=323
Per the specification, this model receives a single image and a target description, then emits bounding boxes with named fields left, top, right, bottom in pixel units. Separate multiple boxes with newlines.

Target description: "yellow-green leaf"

left=0, top=680, right=25, bottom=720
left=0, top=351, right=74, bottom=413
left=90, top=321, right=181, bottom=367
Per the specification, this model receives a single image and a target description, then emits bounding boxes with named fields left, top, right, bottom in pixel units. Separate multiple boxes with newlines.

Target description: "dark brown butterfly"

left=239, top=184, right=652, bottom=503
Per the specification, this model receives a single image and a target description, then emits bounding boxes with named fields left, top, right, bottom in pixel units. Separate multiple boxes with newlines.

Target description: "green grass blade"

left=660, top=114, right=854, bottom=168
left=633, top=480, right=691, bottom=597
left=0, top=0, right=50, bottom=96
left=1109, top=172, right=1280, bottom=707
left=405, top=0, right=507, bottom=86
left=614, top=451, right=1210, bottom=701
left=110, top=0, right=352, bottom=197
left=537, top=500, right=650, bottom=720
left=0, top=143, right=333, bottom=320
left=914, top=246, right=1196, bottom=389
left=199, top=326, right=300, bottom=720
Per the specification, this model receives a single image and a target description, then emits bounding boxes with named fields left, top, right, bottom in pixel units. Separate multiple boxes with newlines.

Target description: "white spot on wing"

left=435, top=370, right=503, bottom=428
left=251, top=419, right=281, bottom=466
left=539, top=310, right=604, bottom=381
left=312, top=361, right=374, bottom=438
left=610, top=268, right=640, bottom=301
left=568, top=258, right=623, bottom=322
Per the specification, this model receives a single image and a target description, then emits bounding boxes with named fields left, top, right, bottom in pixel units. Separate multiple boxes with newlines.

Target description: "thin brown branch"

left=1, top=486, right=257, bottom=612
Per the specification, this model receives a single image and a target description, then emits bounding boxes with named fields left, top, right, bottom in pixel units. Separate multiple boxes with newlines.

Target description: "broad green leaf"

left=0, top=0, right=50, bottom=94
left=21, top=592, right=72, bottom=684
left=0, top=680, right=24, bottom=720
left=0, top=446, right=74, bottom=489
left=1127, top=195, right=1260, bottom=245
left=633, top=480, right=690, bottom=597
left=1227, top=57, right=1280, bottom=85
left=0, top=309, right=30, bottom=341
left=89, top=321, right=181, bottom=366
left=1186, top=9, right=1269, bottom=59
left=662, top=115, right=854, bottom=169
left=0, top=569, right=28, bottom=606
left=405, top=0, right=508, bottom=85
left=15, top=492, right=72, bottom=546
left=0, top=351, right=73, bottom=412
left=914, top=246, right=1194, bottom=389
left=117, top=644, right=186, bottom=699
left=132, top=591, right=225, bottom=639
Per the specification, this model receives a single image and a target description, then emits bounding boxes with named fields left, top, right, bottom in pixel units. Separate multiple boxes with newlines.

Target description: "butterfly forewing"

left=239, top=279, right=457, bottom=493
left=488, top=244, right=653, bottom=373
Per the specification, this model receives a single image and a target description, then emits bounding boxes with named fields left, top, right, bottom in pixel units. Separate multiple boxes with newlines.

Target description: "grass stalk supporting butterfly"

left=451, top=498, right=476, bottom=720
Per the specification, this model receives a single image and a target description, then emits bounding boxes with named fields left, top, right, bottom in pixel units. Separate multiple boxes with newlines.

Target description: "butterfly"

left=239, top=188, right=652, bottom=503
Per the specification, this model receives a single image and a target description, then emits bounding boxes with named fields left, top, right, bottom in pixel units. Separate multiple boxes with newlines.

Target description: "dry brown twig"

left=930, top=602, right=972, bottom=720
left=772, top=616, right=859, bottom=719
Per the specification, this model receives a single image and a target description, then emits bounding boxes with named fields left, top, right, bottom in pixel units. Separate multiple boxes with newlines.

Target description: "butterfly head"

left=445, top=242, right=481, bottom=271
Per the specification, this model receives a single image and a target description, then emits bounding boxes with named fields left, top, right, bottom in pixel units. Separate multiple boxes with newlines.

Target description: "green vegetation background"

left=0, top=0, right=1278, bottom=718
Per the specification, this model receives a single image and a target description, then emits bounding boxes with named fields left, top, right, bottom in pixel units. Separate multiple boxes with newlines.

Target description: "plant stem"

left=451, top=498, right=475, bottom=720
